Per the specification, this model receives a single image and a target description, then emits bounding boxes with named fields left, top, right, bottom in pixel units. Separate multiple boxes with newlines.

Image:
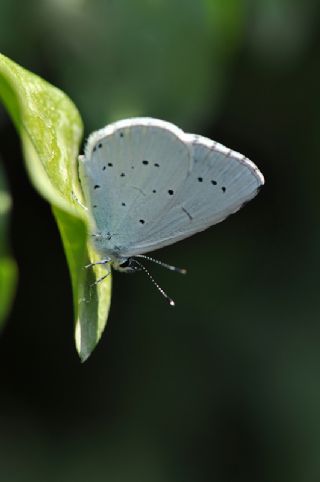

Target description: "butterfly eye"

left=118, top=258, right=137, bottom=273
left=119, top=259, right=131, bottom=268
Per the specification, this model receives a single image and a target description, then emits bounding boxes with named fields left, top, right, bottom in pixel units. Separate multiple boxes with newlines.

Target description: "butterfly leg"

left=90, top=266, right=112, bottom=287
left=85, top=258, right=111, bottom=269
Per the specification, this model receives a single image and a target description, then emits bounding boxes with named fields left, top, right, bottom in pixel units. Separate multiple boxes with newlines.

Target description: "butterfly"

left=78, top=118, right=264, bottom=305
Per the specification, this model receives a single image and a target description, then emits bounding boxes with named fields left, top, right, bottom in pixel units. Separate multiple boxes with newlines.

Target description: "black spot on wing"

left=94, top=185, right=100, bottom=189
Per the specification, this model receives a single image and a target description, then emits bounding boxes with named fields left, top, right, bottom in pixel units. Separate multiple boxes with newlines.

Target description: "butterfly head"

left=114, top=257, right=138, bottom=273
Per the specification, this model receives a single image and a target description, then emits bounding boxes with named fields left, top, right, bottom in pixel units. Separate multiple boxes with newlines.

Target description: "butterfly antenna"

left=135, top=254, right=187, bottom=274
left=132, top=259, right=175, bottom=306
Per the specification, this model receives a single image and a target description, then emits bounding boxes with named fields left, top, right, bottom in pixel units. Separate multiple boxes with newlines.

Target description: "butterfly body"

left=79, top=117, right=264, bottom=293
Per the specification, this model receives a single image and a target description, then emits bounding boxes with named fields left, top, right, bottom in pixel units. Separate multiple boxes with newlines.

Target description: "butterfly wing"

left=123, top=133, right=264, bottom=256
left=78, top=118, right=193, bottom=257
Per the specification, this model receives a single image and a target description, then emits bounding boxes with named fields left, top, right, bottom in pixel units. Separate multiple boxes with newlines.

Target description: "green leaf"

left=0, top=161, right=17, bottom=327
left=0, top=53, right=111, bottom=360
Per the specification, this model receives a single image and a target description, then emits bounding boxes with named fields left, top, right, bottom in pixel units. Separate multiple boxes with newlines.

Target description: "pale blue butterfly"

left=78, top=118, right=264, bottom=305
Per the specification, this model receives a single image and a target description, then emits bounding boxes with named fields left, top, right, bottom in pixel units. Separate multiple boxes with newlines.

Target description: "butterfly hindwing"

left=123, top=133, right=264, bottom=255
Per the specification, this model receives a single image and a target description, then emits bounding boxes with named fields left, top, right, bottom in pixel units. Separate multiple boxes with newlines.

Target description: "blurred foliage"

left=0, top=161, right=16, bottom=326
left=0, top=0, right=320, bottom=481
left=0, top=0, right=247, bottom=130
left=43, top=0, right=243, bottom=128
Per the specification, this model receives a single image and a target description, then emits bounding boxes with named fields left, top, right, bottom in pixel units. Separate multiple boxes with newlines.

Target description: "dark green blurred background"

left=1, top=1, right=320, bottom=481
